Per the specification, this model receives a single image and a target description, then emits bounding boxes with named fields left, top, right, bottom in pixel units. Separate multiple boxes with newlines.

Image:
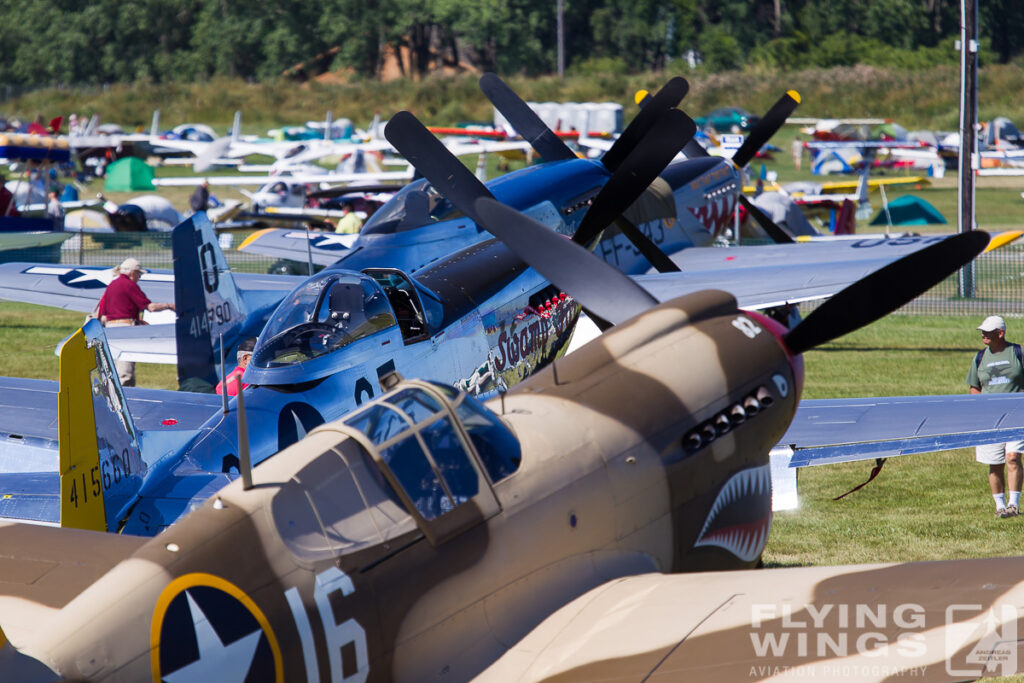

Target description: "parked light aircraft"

left=0, top=193, right=1018, bottom=682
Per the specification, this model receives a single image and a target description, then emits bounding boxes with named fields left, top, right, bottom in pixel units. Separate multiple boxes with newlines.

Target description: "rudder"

left=58, top=320, right=144, bottom=531
left=173, top=213, right=247, bottom=390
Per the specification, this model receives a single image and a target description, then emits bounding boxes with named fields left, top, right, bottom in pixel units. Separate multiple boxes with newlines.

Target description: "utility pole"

left=557, top=0, right=565, bottom=78
left=957, top=0, right=978, bottom=298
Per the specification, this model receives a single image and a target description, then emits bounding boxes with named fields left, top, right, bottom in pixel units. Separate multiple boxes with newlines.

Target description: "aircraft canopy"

left=361, top=178, right=464, bottom=235
left=252, top=271, right=396, bottom=368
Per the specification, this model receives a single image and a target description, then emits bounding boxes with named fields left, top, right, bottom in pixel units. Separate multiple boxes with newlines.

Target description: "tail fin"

left=324, top=110, right=333, bottom=140
left=58, top=320, right=144, bottom=531
left=852, top=161, right=872, bottom=222
left=173, top=213, right=248, bottom=389
left=231, top=110, right=242, bottom=142
left=150, top=109, right=160, bottom=137
left=834, top=198, right=856, bottom=235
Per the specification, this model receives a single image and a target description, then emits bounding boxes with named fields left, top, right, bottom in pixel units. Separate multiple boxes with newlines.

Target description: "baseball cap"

left=978, top=315, right=1006, bottom=332
left=118, top=257, right=147, bottom=275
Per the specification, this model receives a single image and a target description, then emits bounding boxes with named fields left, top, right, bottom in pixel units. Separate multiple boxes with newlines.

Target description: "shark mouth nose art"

left=694, top=465, right=772, bottom=562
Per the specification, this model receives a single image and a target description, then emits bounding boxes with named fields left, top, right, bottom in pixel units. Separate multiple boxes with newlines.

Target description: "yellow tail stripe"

left=237, top=227, right=277, bottom=251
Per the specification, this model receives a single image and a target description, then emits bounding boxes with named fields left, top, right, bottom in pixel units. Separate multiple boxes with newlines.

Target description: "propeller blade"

left=479, top=73, right=576, bottom=163
left=730, top=90, right=801, bottom=169
left=683, top=138, right=710, bottom=159
left=783, top=231, right=989, bottom=354
left=609, top=215, right=681, bottom=273
left=573, top=107, right=696, bottom=248
left=601, top=77, right=689, bottom=173
left=738, top=195, right=795, bottom=244
left=384, top=111, right=494, bottom=224
left=474, top=197, right=658, bottom=326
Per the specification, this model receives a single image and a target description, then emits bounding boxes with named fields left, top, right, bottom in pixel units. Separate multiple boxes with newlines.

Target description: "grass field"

left=766, top=314, right=1017, bottom=568
left=0, top=298, right=1015, bottom=569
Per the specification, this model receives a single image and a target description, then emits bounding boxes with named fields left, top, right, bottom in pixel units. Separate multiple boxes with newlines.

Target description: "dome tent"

left=103, top=157, right=155, bottom=192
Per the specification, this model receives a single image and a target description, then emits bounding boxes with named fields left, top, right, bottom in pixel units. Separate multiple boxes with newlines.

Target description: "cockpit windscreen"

left=361, top=178, right=464, bottom=235
left=252, top=272, right=397, bottom=367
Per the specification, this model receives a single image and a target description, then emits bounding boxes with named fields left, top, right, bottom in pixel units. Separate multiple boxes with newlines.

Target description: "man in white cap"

left=97, top=258, right=175, bottom=386
left=967, top=315, right=1024, bottom=517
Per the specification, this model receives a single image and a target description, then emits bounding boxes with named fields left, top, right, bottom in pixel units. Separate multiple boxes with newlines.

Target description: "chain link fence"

left=3, top=230, right=1021, bottom=317
left=900, top=241, right=1024, bottom=317
left=0, top=231, right=282, bottom=274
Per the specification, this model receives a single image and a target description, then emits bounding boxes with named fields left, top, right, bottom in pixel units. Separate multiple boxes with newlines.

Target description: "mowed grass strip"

left=0, top=302, right=178, bottom=388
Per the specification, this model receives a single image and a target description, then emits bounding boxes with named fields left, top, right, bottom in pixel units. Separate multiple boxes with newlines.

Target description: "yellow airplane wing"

left=985, top=229, right=1024, bottom=252
left=743, top=177, right=932, bottom=196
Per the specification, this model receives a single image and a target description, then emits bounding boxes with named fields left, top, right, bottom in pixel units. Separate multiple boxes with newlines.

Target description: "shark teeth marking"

left=694, top=464, right=773, bottom=562
left=687, top=194, right=738, bottom=238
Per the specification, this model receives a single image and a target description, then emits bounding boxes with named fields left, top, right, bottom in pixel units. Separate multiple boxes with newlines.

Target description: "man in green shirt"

left=967, top=315, right=1024, bottom=518
left=335, top=202, right=363, bottom=234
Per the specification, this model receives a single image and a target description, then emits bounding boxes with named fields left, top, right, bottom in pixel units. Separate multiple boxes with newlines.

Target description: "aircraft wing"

left=236, top=227, right=358, bottom=265
left=0, top=519, right=145, bottom=609
left=779, top=394, right=1024, bottom=468
left=476, top=562, right=1024, bottom=681
left=0, top=263, right=174, bottom=313
left=0, top=262, right=303, bottom=315
left=634, top=234, right=979, bottom=311
left=152, top=169, right=413, bottom=187
left=0, top=232, right=72, bottom=253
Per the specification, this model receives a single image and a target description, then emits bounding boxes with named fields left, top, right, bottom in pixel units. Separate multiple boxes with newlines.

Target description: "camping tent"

left=810, top=147, right=862, bottom=175
left=104, top=157, right=154, bottom=192
left=870, top=195, right=946, bottom=227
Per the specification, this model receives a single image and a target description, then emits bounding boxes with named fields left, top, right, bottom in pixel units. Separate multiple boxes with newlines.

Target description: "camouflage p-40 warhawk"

left=2, top=196, right=1022, bottom=682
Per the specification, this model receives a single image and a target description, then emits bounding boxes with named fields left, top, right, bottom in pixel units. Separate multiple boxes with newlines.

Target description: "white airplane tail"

left=231, top=110, right=242, bottom=142
left=150, top=110, right=160, bottom=137
left=854, top=162, right=872, bottom=221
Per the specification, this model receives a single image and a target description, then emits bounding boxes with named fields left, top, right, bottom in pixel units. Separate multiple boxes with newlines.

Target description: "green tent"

left=870, top=195, right=946, bottom=226
left=103, top=157, right=155, bottom=192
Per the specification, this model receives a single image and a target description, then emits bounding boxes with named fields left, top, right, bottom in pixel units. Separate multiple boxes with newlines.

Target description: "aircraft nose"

left=744, top=310, right=804, bottom=403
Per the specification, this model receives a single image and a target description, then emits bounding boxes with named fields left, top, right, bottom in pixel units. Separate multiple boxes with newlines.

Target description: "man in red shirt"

left=97, top=257, right=175, bottom=386
left=216, top=337, right=257, bottom=396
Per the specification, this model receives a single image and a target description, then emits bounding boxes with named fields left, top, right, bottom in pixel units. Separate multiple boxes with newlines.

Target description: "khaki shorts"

left=976, top=441, right=1024, bottom=465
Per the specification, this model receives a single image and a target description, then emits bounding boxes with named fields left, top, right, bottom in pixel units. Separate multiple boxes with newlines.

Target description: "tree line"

left=1, top=0, right=1021, bottom=87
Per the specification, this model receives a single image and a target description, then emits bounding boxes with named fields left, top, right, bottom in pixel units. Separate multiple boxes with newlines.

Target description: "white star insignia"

left=161, top=591, right=262, bottom=683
